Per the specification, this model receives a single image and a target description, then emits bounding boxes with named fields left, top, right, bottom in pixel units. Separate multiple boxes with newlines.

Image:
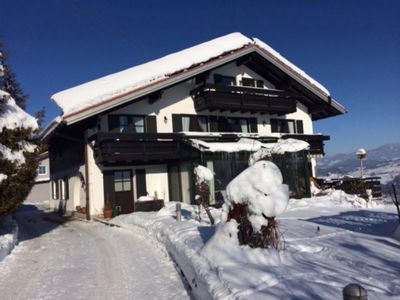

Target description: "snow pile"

left=194, top=165, right=214, bottom=184
left=0, top=173, right=7, bottom=183
left=137, top=195, right=154, bottom=202
left=190, top=138, right=263, bottom=153
left=249, top=138, right=309, bottom=165
left=52, top=32, right=334, bottom=117
left=0, top=90, right=38, bottom=130
left=225, top=161, right=289, bottom=226
left=0, top=216, right=18, bottom=262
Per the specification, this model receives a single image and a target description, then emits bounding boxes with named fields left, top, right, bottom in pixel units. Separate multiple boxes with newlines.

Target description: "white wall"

left=102, top=62, right=313, bottom=136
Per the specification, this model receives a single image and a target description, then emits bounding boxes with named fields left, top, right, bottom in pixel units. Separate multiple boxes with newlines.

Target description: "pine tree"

left=0, top=44, right=39, bottom=216
left=0, top=41, right=27, bottom=109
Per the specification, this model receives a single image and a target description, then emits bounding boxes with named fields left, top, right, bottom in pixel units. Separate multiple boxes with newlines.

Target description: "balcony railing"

left=191, top=84, right=297, bottom=114
left=93, top=132, right=195, bottom=166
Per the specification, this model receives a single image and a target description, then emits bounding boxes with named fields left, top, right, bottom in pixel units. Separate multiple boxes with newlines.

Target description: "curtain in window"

left=132, top=116, right=144, bottom=133
left=239, top=119, right=248, bottom=133
left=198, top=116, right=208, bottom=132
left=182, top=116, right=190, bottom=131
left=288, top=121, right=295, bottom=134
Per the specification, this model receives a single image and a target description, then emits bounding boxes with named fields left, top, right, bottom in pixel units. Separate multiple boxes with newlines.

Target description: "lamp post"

left=356, top=148, right=367, bottom=178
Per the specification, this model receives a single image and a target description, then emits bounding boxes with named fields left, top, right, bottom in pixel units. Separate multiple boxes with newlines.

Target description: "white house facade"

left=43, top=33, right=346, bottom=217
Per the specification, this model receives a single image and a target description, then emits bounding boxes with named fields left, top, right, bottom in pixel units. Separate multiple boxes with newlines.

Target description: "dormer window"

left=241, top=77, right=264, bottom=88
left=214, top=74, right=236, bottom=86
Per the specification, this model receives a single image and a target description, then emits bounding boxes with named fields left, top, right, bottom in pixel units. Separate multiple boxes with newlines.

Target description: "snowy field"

left=111, top=191, right=400, bottom=300
left=0, top=205, right=190, bottom=300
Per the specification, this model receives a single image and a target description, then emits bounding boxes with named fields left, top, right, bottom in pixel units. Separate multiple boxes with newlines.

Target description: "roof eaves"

left=63, top=44, right=256, bottom=125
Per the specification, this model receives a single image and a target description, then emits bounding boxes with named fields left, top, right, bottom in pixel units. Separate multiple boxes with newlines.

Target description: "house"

left=43, top=33, right=346, bottom=217
left=25, top=151, right=51, bottom=206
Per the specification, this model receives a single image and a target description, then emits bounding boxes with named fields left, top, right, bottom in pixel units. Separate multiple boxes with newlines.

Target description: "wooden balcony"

left=93, top=132, right=196, bottom=166
left=191, top=84, right=297, bottom=114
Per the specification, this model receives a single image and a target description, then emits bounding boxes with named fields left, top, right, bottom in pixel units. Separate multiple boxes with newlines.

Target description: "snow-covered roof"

left=52, top=32, right=339, bottom=123
left=0, top=90, right=38, bottom=130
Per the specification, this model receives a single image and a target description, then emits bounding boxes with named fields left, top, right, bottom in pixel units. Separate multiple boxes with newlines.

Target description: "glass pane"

left=288, top=121, right=295, bottom=134
left=123, top=181, right=131, bottom=191
left=239, top=119, right=248, bottom=133
left=119, top=116, right=128, bottom=125
left=132, top=116, right=144, bottom=126
left=198, top=116, right=208, bottom=132
left=182, top=116, right=190, bottom=131
left=115, top=182, right=123, bottom=192
left=134, top=126, right=144, bottom=133
left=114, top=172, right=122, bottom=181
left=123, top=171, right=130, bottom=180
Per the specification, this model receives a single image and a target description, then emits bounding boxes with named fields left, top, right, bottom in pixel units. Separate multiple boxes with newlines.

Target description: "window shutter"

left=103, top=171, right=115, bottom=205
left=271, top=119, right=278, bottom=133
left=64, top=178, right=69, bottom=200
left=145, top=116, right=157, bottom=133
left=249, top=118, right=258, bottom=133
left=108, top=115, right=119, bottom=132
left=136, top=169, right=147, bottom=198
left=209, top=116, right=218, bottom=132
left=172, top=114, right=182, bottom=132
left=296, top=120, right=304, bottom=134
left=214, top=74, right=223, bottom=84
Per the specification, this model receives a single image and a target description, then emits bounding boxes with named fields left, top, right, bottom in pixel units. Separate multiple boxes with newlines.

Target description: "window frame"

left=37, top=165, right=47, bottom=175
left=271, top=118, right=303, bottom=134
left=214, top=74, right=236, bottom=86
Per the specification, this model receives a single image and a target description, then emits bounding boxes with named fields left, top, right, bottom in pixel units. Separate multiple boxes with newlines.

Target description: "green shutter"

left=271, top=119, right=278, bottom=133
left=108, top=115, right=119, bottom=132
left=172, top=114, right=182, bottom=132
left=296, top=120, right=304, bottom=134
left=209, top=116, right=218, bottom=132
left=136, top=169, right=147, bottom=198
left=249, top=118, right=258, bottom=133
left=103, top=171, right=115, bottom=206
left=145, top=116, right=157, bottom=133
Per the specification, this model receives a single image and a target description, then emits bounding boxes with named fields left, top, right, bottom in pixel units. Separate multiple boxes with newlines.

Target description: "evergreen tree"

left=0, top=45, right=39, bottom=216
left=0, top=41, right=27, bottom=109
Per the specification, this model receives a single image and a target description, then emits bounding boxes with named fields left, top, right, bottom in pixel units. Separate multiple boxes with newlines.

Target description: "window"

left=37, top=165, right=46, bottom=175
left=132, top=116, right=145, bottom=133
left=114, top=171, right=131, bottom=192
left=219, top=117, right=249, bottom=132
left=51, top=180, right=59, bottom=200
left=214, top=74, right=236, bottom=86
left=271, top=119, right=304, bottom=134
left=109, top=115, right=154, bottom=133
left=118, top=116, right=129, bottom=132
left=241, top=78, right=263, bottom=88
left=135, top=169, right=147, bottom=198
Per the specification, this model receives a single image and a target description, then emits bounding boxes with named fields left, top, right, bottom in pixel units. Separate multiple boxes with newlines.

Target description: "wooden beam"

left=148, top=90, right=163, bottom=104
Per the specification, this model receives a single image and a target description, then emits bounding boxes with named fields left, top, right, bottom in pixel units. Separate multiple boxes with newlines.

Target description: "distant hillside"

left=317, top=143, right=400, bottom=194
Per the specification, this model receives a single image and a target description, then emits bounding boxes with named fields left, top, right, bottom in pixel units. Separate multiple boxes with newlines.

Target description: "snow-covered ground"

left=0, top=205, right=190, bottom=300
left=0, top=216, right=18, bottom=262
left=111, top=191, right=400, bottom=299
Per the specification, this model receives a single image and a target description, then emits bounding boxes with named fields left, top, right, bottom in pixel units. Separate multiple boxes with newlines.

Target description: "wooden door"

left=104, top=170, right=134, bottom=214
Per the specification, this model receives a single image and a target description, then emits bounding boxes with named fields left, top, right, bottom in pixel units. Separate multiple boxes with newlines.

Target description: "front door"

left=103, top=170, right=134, bottom=214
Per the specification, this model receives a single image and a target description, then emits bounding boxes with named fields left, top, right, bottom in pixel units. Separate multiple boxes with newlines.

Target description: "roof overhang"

left=60, top=45, right=346, bottom=125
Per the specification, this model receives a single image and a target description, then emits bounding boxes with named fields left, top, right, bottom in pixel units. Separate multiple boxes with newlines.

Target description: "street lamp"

left=356, top=148, right=367, bottom=178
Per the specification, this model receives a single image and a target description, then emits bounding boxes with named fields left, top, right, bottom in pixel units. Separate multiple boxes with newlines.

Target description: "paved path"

left=0, top=205, right=190, bottom=300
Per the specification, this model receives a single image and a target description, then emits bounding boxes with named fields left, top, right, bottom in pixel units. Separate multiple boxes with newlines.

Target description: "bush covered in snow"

left=219, top=161, right=289, bottom=249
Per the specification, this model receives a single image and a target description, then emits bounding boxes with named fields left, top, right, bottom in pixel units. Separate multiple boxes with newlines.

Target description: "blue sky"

left=0, top=0, right=399, bottom=155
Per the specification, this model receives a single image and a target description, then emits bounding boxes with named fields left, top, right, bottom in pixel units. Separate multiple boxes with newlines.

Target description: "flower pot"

left=103, top=208, right=112, bottom=219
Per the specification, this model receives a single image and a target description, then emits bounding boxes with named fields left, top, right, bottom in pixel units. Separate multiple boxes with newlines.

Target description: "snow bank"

left=288, top=190, right=376, bottom=210
left=0, top=216, right=18, bottom=262
left=194, top=165, right=214, bottom=184
left=225, top=161, right=289, bottom=225
left=0, top=90, right=38, bottom=130
left=109, top=198, right=399, bottom=299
